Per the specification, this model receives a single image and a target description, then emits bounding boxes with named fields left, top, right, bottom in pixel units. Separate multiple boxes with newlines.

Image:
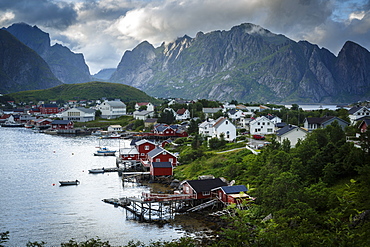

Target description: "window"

left=144, top=145, right=149, bottom=150
left=169, top=158, right=173, bottom=163
left=202, top=191, right=210, bottom=196
left=141, top=153, right=145, bottom=156
left=130, top=154, right=135, bottom=157
left=156, top=158, right=160, bottom=162
left=267, top=128, right=273, bottom=132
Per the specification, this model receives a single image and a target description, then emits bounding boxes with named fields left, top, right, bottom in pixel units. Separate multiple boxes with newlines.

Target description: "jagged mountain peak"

left=110, top=22, right=370, bottom=103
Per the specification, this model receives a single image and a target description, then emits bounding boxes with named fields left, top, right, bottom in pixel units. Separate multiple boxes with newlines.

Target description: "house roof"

left=183, top=178, right=227, bottom=193
left=135, top=139, right=156, bottom=146
left=218, top=185, right=248, bottom=194
left=51, top=120, right=72, bottom=125
left=147, top=147, right=175, bottom=158
left=177, top=108, right=187, bottom=115
left=145, top=118, right=158, bottom=123
left=348, top=106, right=367, bottom=114
left=228, top=109, right=237, bottom=115
left=74, top=107, right=95, bottom=114
left=41, top=104, right=58, bottom=108
left=360, top=119, right=370, bottom=127
left=305, top=116, right=349, bottom=126
left=151, top=162, right=172, bottom=168
left=104, top=101, right=126, bottom=107
left=136, top=102, right=150, bottom=106
left=213, top=117, right=227, bottom=128
left=155, top=123, right=173, bottom=132
left=134, top=110, right=153, bottom=116
left=119, top=147, right=139, bottom=155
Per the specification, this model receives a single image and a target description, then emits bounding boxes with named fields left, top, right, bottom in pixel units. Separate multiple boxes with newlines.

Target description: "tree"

left=158, top=110, right=175, bottom=124
left=187, top=119, right=199, bottom=135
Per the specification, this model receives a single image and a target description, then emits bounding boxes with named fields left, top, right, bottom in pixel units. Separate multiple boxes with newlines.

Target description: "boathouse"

left=51, top=120, right=74, bottom=130
left=135, top=139, right=157, bottom=158
left=146, top=146, right=178, bottom=167
left=150, top=162, right=173, bottom=176
left=181, top=178, right=227, bottom=199
left=119, top=147, right=140, bottom=161
left=211, top=185, right=253, bottom=204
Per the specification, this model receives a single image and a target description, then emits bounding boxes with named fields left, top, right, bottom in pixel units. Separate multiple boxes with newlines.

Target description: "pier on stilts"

left=103, top=192, right=197, bottom=222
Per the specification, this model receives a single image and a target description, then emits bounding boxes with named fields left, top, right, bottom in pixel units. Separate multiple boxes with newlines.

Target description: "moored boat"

left=59, top=180, right=80, bottom=186
left=94, top=147, right=116, bottom=156
left=88, top=168, right=105, bottom=173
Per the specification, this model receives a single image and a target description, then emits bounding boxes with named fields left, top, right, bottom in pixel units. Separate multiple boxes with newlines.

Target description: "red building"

left=51, top=120, right=73, bottom=129
left=359, top=119, right=370, bottom=133
left=39, top=104, right=59, bottom=115
left=146, top=147, right=177, bottom=167
left=153, top=123, right=176, bottom=136
left=119, top=147, right=140, bottom=161
left=211, top=185, right=254, bottom=204
left=135, top=139, right=157, bottom=159
left=181, top=178, right=227, bottom=200
left=150, top=162, right=173, bottom=176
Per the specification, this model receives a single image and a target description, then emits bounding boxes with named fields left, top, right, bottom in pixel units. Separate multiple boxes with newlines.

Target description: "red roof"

left=176, top=108, right=187, bottom=115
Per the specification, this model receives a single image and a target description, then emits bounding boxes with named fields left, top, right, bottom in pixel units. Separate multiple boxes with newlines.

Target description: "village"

left=1, top=98, right=370, bottom=222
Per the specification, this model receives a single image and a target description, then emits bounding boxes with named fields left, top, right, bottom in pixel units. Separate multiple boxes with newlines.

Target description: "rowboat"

left=88, top=168, right=105, bottom=173
left=59, top=180, right=80, bottom=186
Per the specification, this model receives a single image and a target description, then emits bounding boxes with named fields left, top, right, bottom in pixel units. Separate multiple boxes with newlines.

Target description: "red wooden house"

left=150, top=162, right=173, bottom=176
left=51, top=120, right=73, bottom=130
left=119, top=147, right=140, bottom=161
left=39, top=104, right=59, bottom=115
left=153, top=123, right=176, bottom=136
left=181, top=178, right=227, bottom=199
left=359, top=119, right=370, bottom=133
left=146, top=147, right=178, bottom=167
left=211, top=185, right=254, bottom=204
left=135, top=139, right=157, bottom=159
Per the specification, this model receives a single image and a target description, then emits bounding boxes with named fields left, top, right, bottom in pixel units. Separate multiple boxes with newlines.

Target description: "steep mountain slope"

left=4, top=23, right=91, bottom=84
left=0, top=30, right=62, bottom=94
left=110, top=23, right=370, bottom=103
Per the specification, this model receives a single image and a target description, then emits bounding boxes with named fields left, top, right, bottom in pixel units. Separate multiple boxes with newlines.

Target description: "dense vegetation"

left=4, top=81, right=160, bottom=104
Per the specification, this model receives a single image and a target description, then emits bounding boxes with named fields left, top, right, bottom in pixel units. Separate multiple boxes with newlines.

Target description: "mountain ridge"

left=110, top=23, right=370, bottom=103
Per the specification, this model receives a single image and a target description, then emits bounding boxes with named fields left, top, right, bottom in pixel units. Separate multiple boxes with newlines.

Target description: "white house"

left=303, top=116, right=349, bottom=132
left=107, top=125, right=123, bottom=132
left=348, top=106, right=370, bottom=124
left=135, top=102, right=154, bottom=112
left=176, top=108, right=191, bottom=120
left=133, top=110, right=155, bottom=120
left=199, top=117, right=236, bottom=141
left=98, top=100, right=126, bottom=119
left=266, top=115, right=282, bottom=125
left=276, top=125, right=308, bottom=147
left=249, top=116, right=275, bottom=135
left=61, top=107, right=96, bottom=122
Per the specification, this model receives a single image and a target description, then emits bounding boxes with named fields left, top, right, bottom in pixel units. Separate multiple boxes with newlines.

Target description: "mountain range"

left=110, top=23, right=370, bottom=103
left=1, top=22, right=370, bottom=103
left=3, top=23, right=91, bottom=85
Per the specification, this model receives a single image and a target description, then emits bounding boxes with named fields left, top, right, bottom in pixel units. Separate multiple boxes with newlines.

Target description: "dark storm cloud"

left=0, top=0, right=77, bottom=29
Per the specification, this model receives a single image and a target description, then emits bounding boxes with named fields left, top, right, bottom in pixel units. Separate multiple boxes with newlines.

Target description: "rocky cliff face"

left=4, top=23, right=91, bottom=84
left=111, top=23, right=370, bottom=103
left=0, top=30, right=62, bottom=94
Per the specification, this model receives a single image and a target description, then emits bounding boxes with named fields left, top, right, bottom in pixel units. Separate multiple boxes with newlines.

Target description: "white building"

left=249, top=116, right=275, bottom=135
left=98, top=100, right=126, bottom=119
left=61, top=107, right=96, bottom=122
left=176, top=108, right=191, bottom=120
left=199, top=117, right=236, bottom=141
left=276, top=125, right=308, bottom=147
left=348, top=106, right=370, bottom=124
left=135, top=102, right=154, bottom=112
left=133, top=110, right=155, bottom=120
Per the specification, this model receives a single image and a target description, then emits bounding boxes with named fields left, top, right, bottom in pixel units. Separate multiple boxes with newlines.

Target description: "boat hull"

left=59, top=180, right=80, bottom=186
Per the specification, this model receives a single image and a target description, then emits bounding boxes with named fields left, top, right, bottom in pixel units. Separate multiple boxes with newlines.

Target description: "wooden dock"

left=103, top=192, right=196, bottom=222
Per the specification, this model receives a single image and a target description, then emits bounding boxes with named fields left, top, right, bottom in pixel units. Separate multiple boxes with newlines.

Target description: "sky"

left=0, top=0, right=370, bottom=74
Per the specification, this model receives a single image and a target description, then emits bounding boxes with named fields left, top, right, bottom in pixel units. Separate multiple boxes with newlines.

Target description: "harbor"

left=0, top=127, right=212, bottom=246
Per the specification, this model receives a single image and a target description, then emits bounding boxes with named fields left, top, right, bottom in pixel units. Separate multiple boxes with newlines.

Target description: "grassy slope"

left=6, top=81, right=161, bottom=103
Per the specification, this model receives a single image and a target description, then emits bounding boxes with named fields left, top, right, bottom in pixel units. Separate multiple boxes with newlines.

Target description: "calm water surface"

left=0, top=128, right=190, bottom=246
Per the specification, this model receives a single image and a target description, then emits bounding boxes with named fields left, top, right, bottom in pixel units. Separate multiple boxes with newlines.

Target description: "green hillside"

left=6, top=81, right=160, bottom=103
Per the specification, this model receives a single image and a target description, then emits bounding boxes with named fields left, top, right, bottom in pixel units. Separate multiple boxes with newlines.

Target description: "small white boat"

left=88, top=168, right=105, bottom=173
left=59, top=180, right=80, bottom=186
left=94, top=147, right=116, bottom=156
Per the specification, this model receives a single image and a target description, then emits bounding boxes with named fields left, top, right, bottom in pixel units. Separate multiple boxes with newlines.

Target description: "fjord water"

left=0, top=128, right=186, bottom=246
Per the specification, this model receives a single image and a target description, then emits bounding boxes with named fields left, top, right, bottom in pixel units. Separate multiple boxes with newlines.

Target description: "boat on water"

left=94, top=147, right=116, bottom=156
left=100, top=133, right=122, bottom=139
left=1, top=116, right=24, bottom=127
left=88, top=168, right=105, bottom=173
left=59, top=180, right=80, bottom=186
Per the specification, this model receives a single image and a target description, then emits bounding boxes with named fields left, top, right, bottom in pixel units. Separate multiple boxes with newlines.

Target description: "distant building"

left=61, top=107, right=95, bottom=122
left=303, top=116, right=349, bottom=132
left=98, top=100, right=126, bottom=119
left=276, top=125, right=308, bottom=147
